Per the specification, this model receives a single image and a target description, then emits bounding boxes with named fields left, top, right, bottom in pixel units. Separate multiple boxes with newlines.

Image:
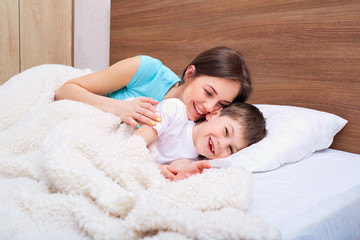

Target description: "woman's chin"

left=187, top=112, right=199, bottom=121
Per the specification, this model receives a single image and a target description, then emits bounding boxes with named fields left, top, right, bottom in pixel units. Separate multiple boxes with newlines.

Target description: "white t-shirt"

left=153, top=98, right=198, bottom=164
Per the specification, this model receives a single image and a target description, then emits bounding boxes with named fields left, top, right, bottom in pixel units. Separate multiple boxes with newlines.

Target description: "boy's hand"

left=175, top=160, right=211, bottom=181
left=158, top=164, right=178, bottom=181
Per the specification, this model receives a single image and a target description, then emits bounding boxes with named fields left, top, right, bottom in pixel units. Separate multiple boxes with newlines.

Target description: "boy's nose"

left=218, top=138, right=230, bottom=151
left=218, top=138, right=226, bottom=151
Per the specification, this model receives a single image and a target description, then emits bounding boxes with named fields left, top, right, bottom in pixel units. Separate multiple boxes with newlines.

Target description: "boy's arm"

left=173, top=160, right=211, bottom=180
left=134, top=125, right=178, bottom=180
left=134, top=124, right=158, bottom=146
left=168, top=158, right=194, bottom=171
left=157, top=164, right=178, bottom=181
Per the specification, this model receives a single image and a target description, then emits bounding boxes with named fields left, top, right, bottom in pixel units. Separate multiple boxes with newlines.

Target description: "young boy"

left=135, top=98, right=266, bottom=180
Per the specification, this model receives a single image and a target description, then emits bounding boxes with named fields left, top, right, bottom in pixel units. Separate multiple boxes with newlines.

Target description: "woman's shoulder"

left=133, top=55, right=180, bottom=88
left=132, top=55, right=164, bottom=79
left=138, top=55, right=162, bottom=67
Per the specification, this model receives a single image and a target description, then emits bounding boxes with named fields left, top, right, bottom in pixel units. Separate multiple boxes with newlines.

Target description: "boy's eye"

left=228, top=146, right=233, bottom=154
left=225, top=127, right=229, bottom=136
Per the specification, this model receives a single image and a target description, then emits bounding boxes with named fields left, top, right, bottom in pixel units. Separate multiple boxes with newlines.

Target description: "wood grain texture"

left=20, top=0, right=73, bottom=71
left=111, top=0, right=360, bottom=154
left=0, top=0, right=20, bottom=85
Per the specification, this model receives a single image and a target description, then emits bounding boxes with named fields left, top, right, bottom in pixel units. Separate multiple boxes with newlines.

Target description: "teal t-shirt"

left=107, top=55, right=180, bottom=102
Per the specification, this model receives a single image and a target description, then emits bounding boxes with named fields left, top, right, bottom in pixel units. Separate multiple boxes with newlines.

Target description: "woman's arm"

left=55, top=56, right=160, bottom=127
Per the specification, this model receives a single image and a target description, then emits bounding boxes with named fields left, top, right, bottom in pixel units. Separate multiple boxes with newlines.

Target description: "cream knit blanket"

left=0, top=65, right=280, bottom=240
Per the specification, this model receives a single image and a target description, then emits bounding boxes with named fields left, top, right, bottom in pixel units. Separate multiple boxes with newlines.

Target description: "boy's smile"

left=208, top=137, right=215, bottom=154
left=192, top=114, right=248, bottom=159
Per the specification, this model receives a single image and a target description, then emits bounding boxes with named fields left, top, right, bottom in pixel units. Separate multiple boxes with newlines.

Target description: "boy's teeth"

left=209, top=138, right=214, bottom=153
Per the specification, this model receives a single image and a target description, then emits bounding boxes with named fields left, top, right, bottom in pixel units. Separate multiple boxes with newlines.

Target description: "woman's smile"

left=182, top=75, right=241, bottom=121
left=193, top=102, right=206, bottom=118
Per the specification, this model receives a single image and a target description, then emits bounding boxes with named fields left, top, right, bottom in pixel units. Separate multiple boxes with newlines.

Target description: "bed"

left=0, top=0, right=359, bottom=240
left=250, top=149, right=360, bottom=240
left=111, top=0, right=360, bottom=239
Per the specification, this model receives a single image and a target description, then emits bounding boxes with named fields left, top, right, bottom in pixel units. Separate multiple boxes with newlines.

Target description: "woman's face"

left=181, top=75, right=241, bottom=121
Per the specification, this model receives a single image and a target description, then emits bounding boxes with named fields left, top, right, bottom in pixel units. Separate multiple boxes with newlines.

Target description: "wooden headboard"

left=110, top=0, right=360, bottom=154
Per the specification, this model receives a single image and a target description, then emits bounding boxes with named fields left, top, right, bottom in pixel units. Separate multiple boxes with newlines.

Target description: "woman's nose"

left=204, top=99, right=218, bottom=112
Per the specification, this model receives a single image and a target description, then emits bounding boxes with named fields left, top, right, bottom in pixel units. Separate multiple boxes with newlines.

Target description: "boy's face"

left=192, top=113, right=248, bottom=159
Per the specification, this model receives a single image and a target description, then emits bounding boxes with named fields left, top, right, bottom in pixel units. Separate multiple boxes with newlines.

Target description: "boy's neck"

left=191, top=121, right=201, bottom=149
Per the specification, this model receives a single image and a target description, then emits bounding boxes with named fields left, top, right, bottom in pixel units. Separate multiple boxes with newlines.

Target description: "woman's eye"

left=225, top=127, right=229, bottom=136
left=205, top=89, right=212, bottom=96
left=229, top=146, right=233, bottom=154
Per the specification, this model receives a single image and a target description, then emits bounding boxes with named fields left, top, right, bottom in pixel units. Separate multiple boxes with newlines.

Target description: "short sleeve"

left=153, top=98, right=187, bottom=136
left=107, top=55, right=180, bottom=101
left=126, top=55, right=162, bottom=89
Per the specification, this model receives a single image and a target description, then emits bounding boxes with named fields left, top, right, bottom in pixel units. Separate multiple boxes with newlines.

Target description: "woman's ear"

left=184, top=65, right=196, bottom=82
left=205, top=108, right=222, bottom=121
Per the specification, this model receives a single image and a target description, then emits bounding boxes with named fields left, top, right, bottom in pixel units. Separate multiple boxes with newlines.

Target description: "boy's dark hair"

left=180, top=46, right=252, bottom=102
left=220, top=102, right=267, bottom=146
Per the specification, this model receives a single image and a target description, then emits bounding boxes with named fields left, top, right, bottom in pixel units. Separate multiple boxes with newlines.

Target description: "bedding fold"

left=0, top=65, right=280, bottom=240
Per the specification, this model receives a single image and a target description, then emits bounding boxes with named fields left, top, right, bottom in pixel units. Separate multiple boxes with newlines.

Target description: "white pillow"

left=209, top=105, right=348, bottom=172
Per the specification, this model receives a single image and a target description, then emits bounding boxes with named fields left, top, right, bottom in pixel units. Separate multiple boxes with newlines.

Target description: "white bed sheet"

left=250, top=149, right=360, bottom=240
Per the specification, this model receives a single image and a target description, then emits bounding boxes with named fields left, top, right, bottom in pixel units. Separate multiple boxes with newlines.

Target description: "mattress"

left=250, top=149, right=360, bottom=240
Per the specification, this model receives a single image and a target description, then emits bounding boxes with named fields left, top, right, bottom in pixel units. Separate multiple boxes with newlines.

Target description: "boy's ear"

left=205, top=108, right=222, bottom=120
left=184, top=65, right=196, bottom=82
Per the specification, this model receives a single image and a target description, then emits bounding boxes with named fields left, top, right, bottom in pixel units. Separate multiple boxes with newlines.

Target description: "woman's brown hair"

left=181, top=46, right=252, bottom=102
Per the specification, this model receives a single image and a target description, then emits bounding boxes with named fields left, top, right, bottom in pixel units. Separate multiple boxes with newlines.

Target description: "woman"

left=55, top=46, right=252, bottom=128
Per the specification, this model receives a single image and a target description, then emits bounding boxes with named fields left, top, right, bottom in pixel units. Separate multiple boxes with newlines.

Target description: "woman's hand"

left=117, top=97, right=161, bottom=128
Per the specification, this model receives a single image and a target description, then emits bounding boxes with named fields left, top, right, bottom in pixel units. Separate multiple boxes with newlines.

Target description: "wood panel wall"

left=0, top=0, right=73, bottom=84
left=20, top=0, right=74, bottom=71
left=111, top=0, right=360, bottom=154
left=0, top=0, right=20, bottom=85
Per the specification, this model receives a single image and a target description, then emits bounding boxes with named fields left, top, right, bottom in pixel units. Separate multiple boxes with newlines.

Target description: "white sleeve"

left=152, top=98, right=187, bottom=136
